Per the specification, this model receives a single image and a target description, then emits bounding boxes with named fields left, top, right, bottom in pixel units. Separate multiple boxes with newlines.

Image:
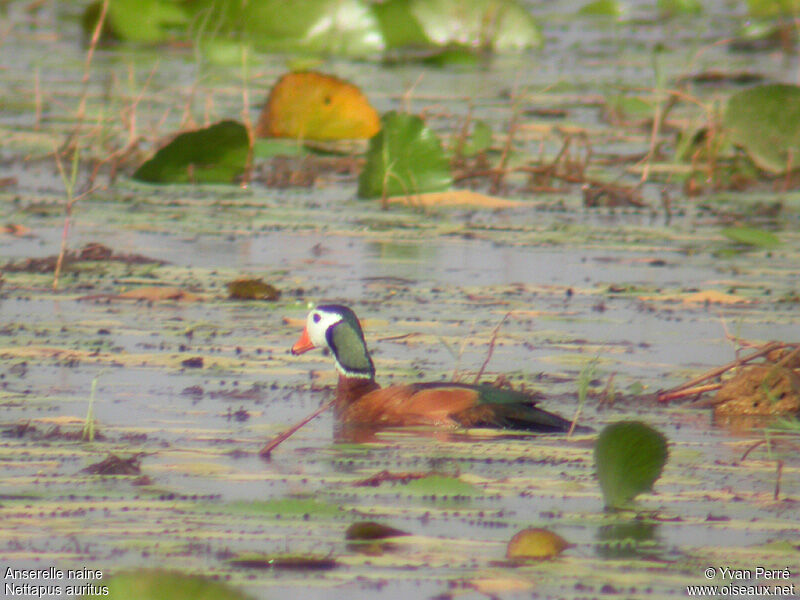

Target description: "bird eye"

left=312, top=313, right=321, bottom=323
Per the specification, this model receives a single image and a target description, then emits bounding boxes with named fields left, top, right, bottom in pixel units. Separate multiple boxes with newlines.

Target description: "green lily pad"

left=133, top=120, right=249, bottom=184
left=226, top=497, right=343, bottom=518
left=422, top=45, right=485, bottom=68
left=722, top=84, right=800, bottom=174
left=721, top=226, right=781, bottom=248
left=253, top=138, right=309, bottom=159
left=189, top=0, right=384, bottom=57
left=578, top=0, right=624, bottom=17
left=82, top=0, right=187, bottom=43
left=372, top=1, right=431, bottom=49
left=83, top=570, right=252, bottom=600
left=358, top=111, right=452, bottom=199
left=594, top=421, right=668, bottom=509
left=657, top=0, right=703, bottom=15
left=398, top=0, right=542, bottom=51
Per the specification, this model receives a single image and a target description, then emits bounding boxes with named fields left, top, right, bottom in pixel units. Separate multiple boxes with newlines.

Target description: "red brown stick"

left=656, top=341, right=787, bottom=403
left=259, top=398, right=335, bottom=458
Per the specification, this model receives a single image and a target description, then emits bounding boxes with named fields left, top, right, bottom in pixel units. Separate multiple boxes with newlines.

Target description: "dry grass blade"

left=473, top=312, right=511, bottom=384
left=62, top=0, right=109, bottom=152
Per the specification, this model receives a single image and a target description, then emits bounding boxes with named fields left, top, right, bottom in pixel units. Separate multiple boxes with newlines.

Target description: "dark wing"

left=409, top=382, right=577, bottom=433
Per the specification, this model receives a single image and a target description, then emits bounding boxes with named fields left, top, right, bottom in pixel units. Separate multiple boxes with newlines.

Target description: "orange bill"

left=291, top=327, right=315, bottom=355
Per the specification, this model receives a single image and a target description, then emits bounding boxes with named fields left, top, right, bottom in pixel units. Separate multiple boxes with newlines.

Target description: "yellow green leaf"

left=506, top=528, right=569, bottom=561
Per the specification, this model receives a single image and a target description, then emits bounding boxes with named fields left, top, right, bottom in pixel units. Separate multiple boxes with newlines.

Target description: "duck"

left=291, top=304, right=580, bottom=433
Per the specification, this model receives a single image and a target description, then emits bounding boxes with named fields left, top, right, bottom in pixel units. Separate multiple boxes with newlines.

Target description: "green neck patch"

left=319, top=305, right=375, bottom=380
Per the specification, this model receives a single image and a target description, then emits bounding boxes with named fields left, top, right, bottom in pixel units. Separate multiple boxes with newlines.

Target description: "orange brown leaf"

left=256, top=72, right=380, bottom=141
left=118, top=287, right=201, bottom=302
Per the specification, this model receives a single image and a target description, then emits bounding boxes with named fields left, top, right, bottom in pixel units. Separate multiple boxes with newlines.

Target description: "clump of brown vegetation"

left=658, top=342, right=800, bottom=417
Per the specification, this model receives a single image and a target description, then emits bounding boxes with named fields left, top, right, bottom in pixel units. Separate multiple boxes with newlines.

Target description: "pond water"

left=1, top=1, right=799, bottom=599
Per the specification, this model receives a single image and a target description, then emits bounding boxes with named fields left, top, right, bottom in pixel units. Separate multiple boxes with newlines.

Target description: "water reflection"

left=366, top=241, right=433, bottom=263
left=595, top=519, right=664, bottom=560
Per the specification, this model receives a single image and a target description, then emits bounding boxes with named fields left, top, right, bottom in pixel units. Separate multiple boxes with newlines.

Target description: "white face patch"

left=306, top=308, right=342, bottom=349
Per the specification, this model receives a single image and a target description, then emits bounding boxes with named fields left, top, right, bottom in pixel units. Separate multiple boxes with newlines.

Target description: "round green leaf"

left=133, top=120, right=249, bottom=184
left=84, top=570, right=253, bottom=600
left=723, top=84, right=800, bottom=174
left=357, top=111, right=452, bottom=199
left=721, top=226, right=781, bottom=248
left=594, top=421, right=668, bottom=509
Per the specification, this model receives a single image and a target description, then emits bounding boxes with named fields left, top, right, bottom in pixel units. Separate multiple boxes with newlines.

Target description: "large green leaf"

left=722, top=84, right=800, bottom=174
left=82, top=570, right=252, bottom=600
left=358, top=111, right=452, bottom=199
left=133, top=120, right=249, bottom=184
left=189, top=0, right=384, bottom=57
left=378, top=0, right=541, bottom=51
left=594, top=421, right=668, bottom=509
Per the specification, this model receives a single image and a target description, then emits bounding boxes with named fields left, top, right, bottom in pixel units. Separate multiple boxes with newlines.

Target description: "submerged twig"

left=259, top=398, right=335, bottom=459
left=658, top=382, right=723, bottom=404
left=739, top=439, right=767, bottom=462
